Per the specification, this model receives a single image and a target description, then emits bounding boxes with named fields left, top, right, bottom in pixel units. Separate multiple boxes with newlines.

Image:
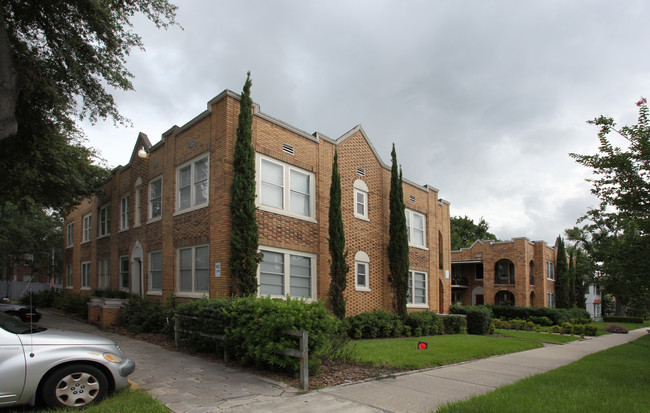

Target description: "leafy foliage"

left=229, top=73, right=261, bottom=297
left=555, top=236, right=570, bottom=308
left=327, top=150, right=348, bottom=318
left=450, top=305, right=492, bottom=335
left=118, top=295, right=174, bottom=335
left=387, top=144, right=409, bottom=319
left=450, top=216, right=498, bottom=250
left=603, top=323, right=628, bottom=334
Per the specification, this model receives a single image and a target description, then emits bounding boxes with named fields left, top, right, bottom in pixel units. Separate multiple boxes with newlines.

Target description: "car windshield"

left=0, top=311, right=46, bottom=334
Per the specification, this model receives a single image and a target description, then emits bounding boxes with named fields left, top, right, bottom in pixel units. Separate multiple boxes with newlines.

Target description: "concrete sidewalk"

left=38, top=311, right=647, bottom=413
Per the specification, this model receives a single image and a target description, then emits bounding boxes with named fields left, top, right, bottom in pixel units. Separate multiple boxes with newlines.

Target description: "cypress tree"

left=555, top=236, right=570, bottom=308
left=388, top=144, right=410, bottom=320
left=229, top=72, right=261, bottom=296
left=327, top=150, right=348, bottom=318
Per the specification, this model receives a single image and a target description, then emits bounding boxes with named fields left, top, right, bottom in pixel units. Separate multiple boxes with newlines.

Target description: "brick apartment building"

left=63, top=89, right=453, bottom=316
left=451, top=238, right=557, bottom=308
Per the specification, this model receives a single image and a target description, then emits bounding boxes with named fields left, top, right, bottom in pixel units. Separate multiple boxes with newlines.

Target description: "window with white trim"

left=257, top=155, right=315, bottom=219
left=134, top=185, right=142, bottom=226
left=98, top=204, right=111, bottom=237
left=149, top=251, right=162, bottom=291
left=82, top=214, right=92, bottom=243
left=66, top=264, right=73, bottom=288
left=178, top=245, right=209, bottom=294
left=120, top=195, right=129, bottom=230
left=120, top=256, right=130, bottom=290
left=66, top=222, right=74, bottom=247
left=177, top=155, right=209, bottom=211
left=546, top=261, right=555, bottom=280
left=547, top=292, right=556, bottom=308
left=353, top=179, right=369, bottom=220
left=355, top=251, right=370, bottom=291
left=149, top=177, right=162, bottom=220
left=407, top=270, right=428, bottom=307
left=98, top=258, right=110, bottom=288
left=406, top=209, right=426, bottom=247
left=259, top=247, right=316, bottom=299
left=81, top=261, right=91, bottom=289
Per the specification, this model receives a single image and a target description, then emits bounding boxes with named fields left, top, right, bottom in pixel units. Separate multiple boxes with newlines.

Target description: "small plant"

left=561, top=322, right=574, bottom=335
left=584, top=324, right=598, bottom=336
left=604, top=323, right=628, bottom=334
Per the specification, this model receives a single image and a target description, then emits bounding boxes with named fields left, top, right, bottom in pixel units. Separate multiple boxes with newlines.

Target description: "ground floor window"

left=259, top=247, right=316, bottom=299
left=178, top=245, right=209, bottom=294
left=407, top=270, right=428, bottom=307
left=98, top=258, right=110, bottom=289
left=81, top=261, right=91, bottom=289
left=495, top=290, right=515, bottom=306
left=66, top=264, right=73, bottom=289
left=120, top=256, right=130, bottom=290
left=547, top=292, right=556, bottom=308
left=149, top=251, right=162, bottom=291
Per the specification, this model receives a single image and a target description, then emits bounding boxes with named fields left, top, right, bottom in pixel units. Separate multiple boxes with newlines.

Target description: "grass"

left=352, top=335, right=543, bottom=369
left=494, top=329, right=581, bottom=344
left=591, top=320, right=650, bottom=335
left=2, top=388, right=169, bottom=413
left=436, top=333, right=650, bottom=413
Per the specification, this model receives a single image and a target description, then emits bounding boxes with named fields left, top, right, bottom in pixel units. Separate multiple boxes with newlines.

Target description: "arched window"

left=529, top=260, right=535, bottom=285
left=438, top=231, right=444, bottom=270
left=354, top=251, right=370, bottom=291
left=495, top=290, right=515, bottom=306
left=353, top=180, right=369, bottom=220
left=494, top=259, right=515, bottom=284
left=530, top=291, right=536, bottom=307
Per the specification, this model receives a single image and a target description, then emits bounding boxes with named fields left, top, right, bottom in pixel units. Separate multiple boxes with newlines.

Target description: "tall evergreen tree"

left=554, top=236, right=570, bottom=308
left=568, top=249, right=576, bottom=307
left=388, top=144, right=410, bottom=320
left=230, top=72, right=261, bottom=297
left=327, top=150, right=348, bottom=318
left=572, top=247, right=588, bottom=309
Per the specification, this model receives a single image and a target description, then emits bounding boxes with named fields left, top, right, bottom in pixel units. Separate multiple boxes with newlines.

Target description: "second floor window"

left=177, top=155, right=209, bottom=211
left=98, top=205, right=110, bottom=237
left=406, top=209, right=426, bottom=247
left=547, top=261, right=555, bottom=280
left=82, top=214, right=92, bottom=242
left=120, top=195, right=129, bottom=230
left=353, top=179, right=369, bottom=220
left=149, top=177, right=162, bottom=219
left=258, top=155, right=315, bottom=219
left=66, top=222, right=74, bottom=247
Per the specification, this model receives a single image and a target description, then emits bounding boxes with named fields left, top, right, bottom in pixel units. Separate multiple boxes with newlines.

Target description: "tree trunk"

left=614, top=297, right=628, bottom=316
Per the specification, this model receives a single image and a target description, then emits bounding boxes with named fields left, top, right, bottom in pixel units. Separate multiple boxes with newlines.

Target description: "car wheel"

left=41, top=364, right=108, bottom=408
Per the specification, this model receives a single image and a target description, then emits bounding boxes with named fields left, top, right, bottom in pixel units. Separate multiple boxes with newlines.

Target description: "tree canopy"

left=450, top=216, right=498, bottom=251
left=387, top=144, right=409, bottom=320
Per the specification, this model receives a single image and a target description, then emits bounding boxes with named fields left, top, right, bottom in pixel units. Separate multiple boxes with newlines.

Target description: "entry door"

left=131, top=260, right=141, bottom=296
left=475, top=294, right=484, bottom=305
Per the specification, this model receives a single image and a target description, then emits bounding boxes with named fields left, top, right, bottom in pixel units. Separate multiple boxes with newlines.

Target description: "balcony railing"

left=451, top=276, right=469, bottom=286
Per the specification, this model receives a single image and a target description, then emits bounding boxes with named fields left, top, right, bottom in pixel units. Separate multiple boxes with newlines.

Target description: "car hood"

left=23, top=328, right=117, bottom=346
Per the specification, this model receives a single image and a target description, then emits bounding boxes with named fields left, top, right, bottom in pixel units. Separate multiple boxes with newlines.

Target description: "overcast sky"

left=80, top=0, right=650, bottom=245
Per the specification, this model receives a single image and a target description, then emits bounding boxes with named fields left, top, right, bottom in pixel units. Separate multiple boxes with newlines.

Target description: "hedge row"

left=486, top=305, right=591, bottom=325
left=603, top=316, right=644, bottom=324
left=343, top=310, right=467, bottom=339
left=449, top=305, right=492, bottom=335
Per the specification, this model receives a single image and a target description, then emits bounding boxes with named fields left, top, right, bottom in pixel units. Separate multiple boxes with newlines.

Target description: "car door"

left=0, top=327, right=26, bottom=406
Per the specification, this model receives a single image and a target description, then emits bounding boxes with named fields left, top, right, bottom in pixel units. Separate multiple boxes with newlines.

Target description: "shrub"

left=584, top=324, right=598, bottom=336
left=572, top=324, right=585, bottom=336
left=603, top=316, right=644, bottom=324
left=442, top=315, right=466, bottom=334
left=493, top=318, right=510, bottom=329
left=570, top=317, right=592, bottom=325
left=20, top=289, right=62, bottom=307
left=406, top=311, right=444, bottom=336
left=453, top=305, right=492, bottom=335
left=561, top=322, right=574, bottom=335
left=510, top=319, right=526, bottom=330
left=557, top=307, right=591, bottom=323
left=551, top=325, right=561, bottom=334
left=53, top=293, right=89, bottom=318
left=119, top=295, right=174, bottom=335
left=604, top=323, right=628, bottom=334
left=344, top=310, right=404, bottom=339
left=529, top=316, right=553, bottom=326
left=92, top=288, right=131, bottom=299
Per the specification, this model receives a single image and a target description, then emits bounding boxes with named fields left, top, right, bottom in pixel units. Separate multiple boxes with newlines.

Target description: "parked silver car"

left=0, top=311, right=135, bottom=409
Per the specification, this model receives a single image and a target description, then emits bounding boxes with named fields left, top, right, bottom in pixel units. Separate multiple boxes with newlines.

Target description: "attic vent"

left=356, top=167, right=366, bottom=176
left=282, top=143, right=295, bottom=155
left=409, top=195, right=416, bottom=203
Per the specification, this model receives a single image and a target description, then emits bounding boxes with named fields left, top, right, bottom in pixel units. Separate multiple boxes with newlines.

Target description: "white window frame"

left=258, top=246, right=317, bottom=300
left=353, top=179, right=369, bottom=221
left=119, top=256, right=130, bottom=290
left=546, top=261, right=555, bottom=281
left=97, top=258, right=110, bottom=289
left=176, top=154, right=209, bottom=213
left=66, top=264, right=73, bottom=289
left=176, top=245, right=210, bottom=296
left=407, top=270, right=428, bottom=308
left=120, top=195, right=129, bottom=230
left=81, top=261, right=91, bottom=290
left=354, top=251, right=370, bottom=291
left=256, top=154, right=316, bottom=221
left=148, top=251, right=162, bottom=292
left=98, top=204, right=111, bottom=237
left=406, top=209, right=426, bottom=248
left=547, top=292, right=556, bottom=308
left=66, top=222, right=74, bottom=248
left=149, top=176, right=163, bottom=221
left=82, top=214, right=92, bottom=243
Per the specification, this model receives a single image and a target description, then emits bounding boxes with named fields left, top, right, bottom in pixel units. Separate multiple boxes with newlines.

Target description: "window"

left=149, top=251, right=162, bottom=291
left=354, top=251, right=370, bottom=291
left=98, top=205, right=111, bottom=237
left=495, top=259, right=515, bottom=284
left=353, top=179, right=369, bottom=220
left=529, top=261, right=535, bottom=285
left=475, top=263, right=484, bottom=280
left=82, top=214, right=92, bottom=242
left=134, top=185, right=142, bottom=226
left=177, top=155, right=209, bottom=211
left=66, top=264, right=73, bottom=288
left=407, top=270, right=428, bottom=307
left=149, top=177, right=162, bottom=220
left=547, top=292, right=556, bottom=308
left=258, top=155, right=315, bottom=219
left=98, top=258, right=110, bottom=288
left=178, top=245, right=209, bottom=294
left=259, top=247, right=316, bottom=299
left=81, top=261, right=91, bottom=289
left=120, top=256, right=130, bottom=290
left=66, top=222, right=74, bottom=247
left=406, top=209, right=426, bottom=247
left=120, top=195, right=129, bottom=230
left=496, top=290, right=515, bottom=306
left=546, top=261, right=555, bottom=280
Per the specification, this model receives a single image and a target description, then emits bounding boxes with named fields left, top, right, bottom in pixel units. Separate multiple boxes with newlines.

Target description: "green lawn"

left=591, top=321, right=650, bottom=335
left=352, top=335, right=543, bottom=369
left=436, top=333, right=650, bottom=413
left=494, top=329, right=581, bottom=344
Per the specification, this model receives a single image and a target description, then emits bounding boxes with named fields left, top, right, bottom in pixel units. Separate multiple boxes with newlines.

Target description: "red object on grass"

left=417, top=341, right=428, bottom=350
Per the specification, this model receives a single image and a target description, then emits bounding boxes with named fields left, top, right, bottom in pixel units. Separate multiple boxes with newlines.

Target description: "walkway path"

left=39, top=311, right=647, bottom=412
